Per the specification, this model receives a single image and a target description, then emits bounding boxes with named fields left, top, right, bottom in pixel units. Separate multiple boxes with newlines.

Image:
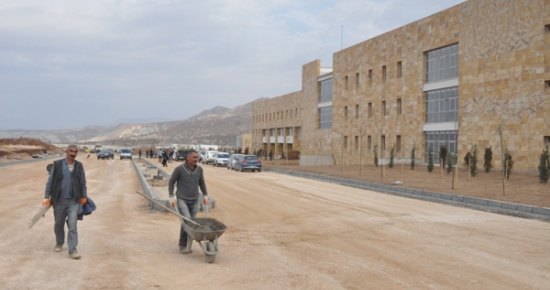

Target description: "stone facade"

left=252, top=0, right=550, bottom=170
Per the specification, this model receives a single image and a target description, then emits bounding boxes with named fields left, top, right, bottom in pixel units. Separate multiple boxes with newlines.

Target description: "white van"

left=203, top=151, right=219, bottom=165
left=120, top=148, right=132, bottom=160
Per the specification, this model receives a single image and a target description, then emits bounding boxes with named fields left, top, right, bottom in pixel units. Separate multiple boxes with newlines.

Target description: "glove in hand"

left=42, top=199, right=51, bottom=207
left=169, top=196, right=177, bottom=207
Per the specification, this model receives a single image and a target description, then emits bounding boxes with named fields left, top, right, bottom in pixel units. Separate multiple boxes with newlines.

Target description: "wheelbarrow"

left=135, top=191, right=227, bottom=263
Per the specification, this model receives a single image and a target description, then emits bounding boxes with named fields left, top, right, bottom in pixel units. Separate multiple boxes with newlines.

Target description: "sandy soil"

left=262, top=159, right=550, bottom=208
left=1, top=156, right=549, bottom=289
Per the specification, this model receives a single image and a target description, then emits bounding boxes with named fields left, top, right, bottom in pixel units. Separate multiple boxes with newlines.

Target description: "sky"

left=0, top=0, right=465, bottom=130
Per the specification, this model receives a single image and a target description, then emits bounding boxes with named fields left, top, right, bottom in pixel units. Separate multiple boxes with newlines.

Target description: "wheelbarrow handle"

left=135, top=191, right=200, bottom=226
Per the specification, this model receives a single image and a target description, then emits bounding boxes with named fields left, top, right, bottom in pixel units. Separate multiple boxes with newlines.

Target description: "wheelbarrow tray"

left=182, top=218, right=227, bottom=242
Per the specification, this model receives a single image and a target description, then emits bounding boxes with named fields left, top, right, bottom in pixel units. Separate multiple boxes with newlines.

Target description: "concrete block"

left=516, top=205, right=533, bottom=213
left=473, top=198, right=489, bottom=206
left=533, top=207, right=550, bottom=216
left=439, top=193, right=452, bottom=200
left=404, top=188, right=414, bottom=194
left=153, top=175, right=163, bottom=180
left=500, top=202, right=518, bottom=210
left=462, top=196, right=477, bottom=204
left=487, top=200, right=502, bottom=208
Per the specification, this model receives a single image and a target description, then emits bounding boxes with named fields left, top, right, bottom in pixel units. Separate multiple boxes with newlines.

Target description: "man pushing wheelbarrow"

left=168, top=149, right=210, bottom=254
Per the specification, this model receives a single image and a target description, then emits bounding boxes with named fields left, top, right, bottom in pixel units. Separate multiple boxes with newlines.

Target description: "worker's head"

left=65, top=144, right=78, bottom=163
left=186, top=149, right=198, bottom=167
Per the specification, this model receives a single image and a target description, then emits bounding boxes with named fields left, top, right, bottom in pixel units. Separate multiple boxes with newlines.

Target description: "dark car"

left=177, top=149, right=189, bottom=161
left=97, top=150, right=114, bottom=160
left=235, top=155, right=262, bottom=172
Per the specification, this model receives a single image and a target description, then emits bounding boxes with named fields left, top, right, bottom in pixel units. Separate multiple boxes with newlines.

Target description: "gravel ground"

left=1, top=156, right=549, bottom=289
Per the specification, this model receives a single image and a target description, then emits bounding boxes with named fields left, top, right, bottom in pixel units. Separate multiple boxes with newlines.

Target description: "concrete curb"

left=0, top=155, right=61, bottom=168
left=264, top=167, right=550, bottom=222
left=131, top=158, right=168, bottom=212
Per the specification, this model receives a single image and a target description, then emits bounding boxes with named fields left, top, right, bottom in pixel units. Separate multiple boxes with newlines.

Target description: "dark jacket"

left=78, top=196, right=96, bottom=220
left=47, top=159, right=87, bottom=206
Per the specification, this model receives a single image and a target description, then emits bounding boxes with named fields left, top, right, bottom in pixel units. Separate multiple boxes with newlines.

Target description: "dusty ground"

left=262, top=159, right=550, bottom=208
left=1, top=156, right=549, bottom=289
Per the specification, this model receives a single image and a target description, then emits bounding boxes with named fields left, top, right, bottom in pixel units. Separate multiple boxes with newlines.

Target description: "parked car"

left=198, top=150, right=206, bottom=162
left=97, top=150, right=114, bottom=160
left=227, top=154, right=243, bottom=170
left=213, top=152, right=230, bottom=167
left=120, top=148, right=132, bottom=160
left=203, top=151, right=219, bottom=165
left=177, top=149, right=188, bottom=161
left=235, top=155, right=262, bottom=172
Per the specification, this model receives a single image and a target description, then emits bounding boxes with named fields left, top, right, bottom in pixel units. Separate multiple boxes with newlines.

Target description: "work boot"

left=69, top=252, right=81, bottom=259
left=54, top=244, right=62, bottom=252
left=179, top=245, right=192, bottom=254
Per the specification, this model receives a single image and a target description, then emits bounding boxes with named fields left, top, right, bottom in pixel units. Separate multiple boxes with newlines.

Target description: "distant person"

left=149, top=149, right=153, bottom=159
left=42, top=144, right=88, bottom=260
left=138, top=149, right=142, bottom=159
left=158, top=150, right=163, bottom=163
left=168, top=149, right=209, bottom=254
left=162, top=151, right=169, bottom=167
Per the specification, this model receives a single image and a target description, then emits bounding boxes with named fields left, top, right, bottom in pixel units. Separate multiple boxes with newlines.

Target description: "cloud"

left=0, top=0, right=464, bottom=130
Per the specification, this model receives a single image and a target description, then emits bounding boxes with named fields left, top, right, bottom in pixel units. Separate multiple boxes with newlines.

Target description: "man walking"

left=42, top=144, right=88, bottom=259
left=168, top=149, right=209, bottom=254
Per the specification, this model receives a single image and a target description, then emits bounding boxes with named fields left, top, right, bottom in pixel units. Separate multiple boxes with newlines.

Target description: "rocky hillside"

left=0, top=98, right=264, bottom=146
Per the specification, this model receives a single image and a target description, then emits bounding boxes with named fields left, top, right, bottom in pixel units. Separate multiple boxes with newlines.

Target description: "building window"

left=425, top=87, right=458, bottom=123
left=424, top=131, right=458, bottom=164
left=545, top=80, right=550, bottom=89
left=319, top=78, right=333, bottom=103
left=426, top=43, right=458, bottom=83
left=279, top=128, right=284, bottom=137
left=397, top=98, right=402, bottom=114
left=344, top=106, right=348, bottom=119
left=295, top=108, right=298, bottom=117
left=546, top=24, right=550, bottom=33
left=382, top=65, right=386, bottom=82
left=368, top=103, right=373, bottom=118
left=382, top=101, right=387, bottom=116
left=368, top=69, right=372, bottom=85
left=288, top=127, right=294, bottom=136
left=381, top=135, right=386, bottom=151
left=355, top=105, right=359, bottom=118
left=397, top=61, right=402, bottom=78
left=345, top=75, right=349, bottom=89
left=344, top=136, right=348, bottom=149
left=545, top=136, right=550, bottom=144
left=319, top=107, right=332, bottom=129
left=355, top=136, right=359, bottom=150
left=290, top=110, right=292, bottom=118
left=355, top=73, right=360, bottom=88
left=396, top=135, right=401, bottom=152
left=368, top=135, right=372, bottom=150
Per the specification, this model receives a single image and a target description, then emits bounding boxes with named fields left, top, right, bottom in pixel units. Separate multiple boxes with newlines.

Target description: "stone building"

left=252, top=0, right=550, bottom=171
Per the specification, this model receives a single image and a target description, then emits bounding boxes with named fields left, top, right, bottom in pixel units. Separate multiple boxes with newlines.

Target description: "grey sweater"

left=169, top=163, right=208, bottom=201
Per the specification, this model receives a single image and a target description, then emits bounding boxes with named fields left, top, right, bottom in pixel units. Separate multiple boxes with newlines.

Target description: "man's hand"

left=203, top=196, right=209, bottom=205
left=80, top=198, right=87, bottom=205
left=42, top=199, right=51, bottom=207
left=169, top=196, right=177, bottom=207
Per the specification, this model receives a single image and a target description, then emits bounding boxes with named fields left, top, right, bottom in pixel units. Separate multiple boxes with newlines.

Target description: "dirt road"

left=1, top=157, right=549, bottom=289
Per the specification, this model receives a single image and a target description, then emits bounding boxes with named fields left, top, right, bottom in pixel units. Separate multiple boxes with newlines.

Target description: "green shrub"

left=471, top=144, right=478, bottom=177
left=427, top=149, right=434, bottom=172
left=484, top=146, right=493, bottom=172
left=373, top=145, right=378, bottom=167
left=440, top=146, right=448, bottom=168
left=446, top=152, right=453, bottom=174
left=410, top=144, right=416, bottom=170
left=280, top=150, right=285, bottom=159
left=389, top=143, right=395, bottom=168
left=269, top=150, right=273, bottom=161
left=503, top=149, right=514, bottom=180
left=538, top=144, right=550, bottom=183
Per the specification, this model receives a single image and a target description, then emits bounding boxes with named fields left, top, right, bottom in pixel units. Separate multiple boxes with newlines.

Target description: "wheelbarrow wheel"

left=205, top=242, right=216, bottom=263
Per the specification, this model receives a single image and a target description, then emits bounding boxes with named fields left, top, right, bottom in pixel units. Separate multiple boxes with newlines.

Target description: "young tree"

left=410, top=144, right=416, bottom=170
left=504, top=149, right=514, bottom=180
left=538, top=144, right=550, bottom=183
left=484, top=146, right=493, bottom=172
left=373, top=144, right=378, bottom=167
left=427, top=149, right=434, bottom=172
left=389, top=143, right=396, bottom=168
left=446, top=152, right=453, bottom=174
left=439, top=146, right=448, bottom=168
left=269, top=150, right=274, bottom=161
left=280, top=150, right=285, bottom=159
left=470, top=144, right=478, bottom=177
left=244, top=147, right=249, bottom=155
